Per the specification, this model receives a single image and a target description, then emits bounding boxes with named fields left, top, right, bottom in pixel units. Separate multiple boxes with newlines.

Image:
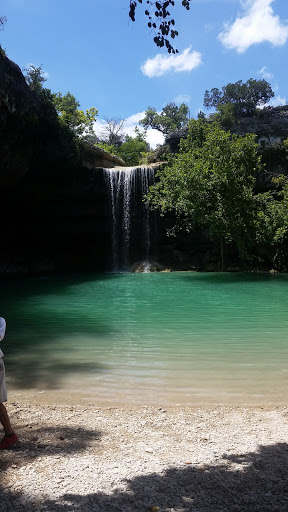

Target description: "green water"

left=1, top=272, right=288, bottom=405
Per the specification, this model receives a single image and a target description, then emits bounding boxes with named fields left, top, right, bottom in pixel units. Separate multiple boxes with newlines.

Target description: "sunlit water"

left=1, top=272, right=288, bottom=405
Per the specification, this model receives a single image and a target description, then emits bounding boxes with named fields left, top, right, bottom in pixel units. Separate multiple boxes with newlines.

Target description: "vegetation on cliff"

left=147, top=119, right=288, bottom=270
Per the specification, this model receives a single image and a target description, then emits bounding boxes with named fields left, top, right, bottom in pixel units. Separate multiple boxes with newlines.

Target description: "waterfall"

left=104, top=166, right=157, bottom=271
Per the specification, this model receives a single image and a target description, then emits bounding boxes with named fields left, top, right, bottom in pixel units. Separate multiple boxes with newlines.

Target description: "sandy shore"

left=1, top=391, right=288, bottom=512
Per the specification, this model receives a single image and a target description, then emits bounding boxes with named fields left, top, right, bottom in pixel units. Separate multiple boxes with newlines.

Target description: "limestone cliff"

left=0, top=53, right=123, bottom=274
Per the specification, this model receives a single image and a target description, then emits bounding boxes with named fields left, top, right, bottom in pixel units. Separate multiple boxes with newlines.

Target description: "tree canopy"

left=24, top=65, right=98, bottom=138
left=97, top=127, right=149, bottom=167
left=204, top=79, right=275, bottom=118
left=146, top=119, right=265, bottom=268
left=117, top=128, right=149, bottom=166
left=52, top=92, right=98, bottom=137
left=140, top=102, right=189, bottom=135
left=24, top=64, right=47, bottom=92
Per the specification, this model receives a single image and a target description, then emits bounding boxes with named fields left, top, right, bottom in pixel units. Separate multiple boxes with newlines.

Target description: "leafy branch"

left=129, top=0, right=191, bottom=54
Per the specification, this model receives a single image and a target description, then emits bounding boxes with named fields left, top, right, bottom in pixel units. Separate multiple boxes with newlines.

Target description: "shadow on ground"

left=1, top=442, right=288, bottom=511
left=0, top=424, right=102, bottom=473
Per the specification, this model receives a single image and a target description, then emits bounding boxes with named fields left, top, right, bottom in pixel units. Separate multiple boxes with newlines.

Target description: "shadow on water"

left=1, top=441, right=288, bottom=511
left=0, top=273, right=125, bottom=389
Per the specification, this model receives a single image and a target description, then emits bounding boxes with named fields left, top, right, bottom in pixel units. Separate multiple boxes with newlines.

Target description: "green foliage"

left=129, top=0, right=191, bottom=54
left=97, top=128, right=149, bottom=166
left=255, top=175, right=288, bottom=246
left=146, top=120, right=264, bottom=264
left=96, top=142, right=117, bottom=154
left=140, top=102, right=189, bottom=135
left=24, top=64, right=47, bottom=92
left=204, top=79, right=274, bottom=118
left=214, top=103, right=236, bottom=129
left=117, top=128, right=149, bottom=166
left=52, top=92, right=98, bottom=137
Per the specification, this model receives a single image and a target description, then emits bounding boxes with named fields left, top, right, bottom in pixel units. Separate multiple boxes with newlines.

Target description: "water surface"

left=1, top=272, right=288, bottom=405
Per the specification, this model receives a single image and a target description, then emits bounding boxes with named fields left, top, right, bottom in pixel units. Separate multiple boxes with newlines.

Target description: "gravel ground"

left=1, top=397, right=288, bottom=512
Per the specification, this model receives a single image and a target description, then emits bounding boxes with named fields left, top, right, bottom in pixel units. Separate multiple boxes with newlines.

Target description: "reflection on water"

left=1, top=272, right=288, bottom=405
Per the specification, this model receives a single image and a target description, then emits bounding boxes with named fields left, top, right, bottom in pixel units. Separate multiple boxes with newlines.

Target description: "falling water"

left=104, top=166, right=156, bottom=271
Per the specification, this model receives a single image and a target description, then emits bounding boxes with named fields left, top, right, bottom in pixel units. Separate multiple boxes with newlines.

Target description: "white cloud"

left=145, top=129, right=165, bottom=149
left=174, top=94, right=191, bottom=105
left=218, top=0, right=288, bottom=53
left=269, top=94, right=287, bottom=107
left=258, top=66, right=273, bottom=80
left=141, top=47, right=202, bottom=78
left=93, top=112, right=165, bottom=150
left=122, top=112, right=145, bottom=136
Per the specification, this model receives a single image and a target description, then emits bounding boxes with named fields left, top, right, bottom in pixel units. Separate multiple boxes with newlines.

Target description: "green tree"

left=117, top=128, right=149, bottom=166
left=254, top=161, right=288, bottom=270
left=24, top=64, right=47, bottom=91
left=140, top=102, right=189, bottom=135
left=146, top=120, right=264, bottom=269
left=52, top=92, right=98, bottom=137
left=204, top=79, right=274, bottom=118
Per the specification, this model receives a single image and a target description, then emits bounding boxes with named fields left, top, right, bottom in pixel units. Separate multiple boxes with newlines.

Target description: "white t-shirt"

left=0, top=317, right=6, bottom=358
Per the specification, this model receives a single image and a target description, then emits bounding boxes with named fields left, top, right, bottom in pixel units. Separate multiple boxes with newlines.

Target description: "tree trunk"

left=220, top=238, right=226, bottom=271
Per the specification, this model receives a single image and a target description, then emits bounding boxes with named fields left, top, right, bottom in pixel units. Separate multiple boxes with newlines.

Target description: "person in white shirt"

left=0, top=317, right=18, bottom=449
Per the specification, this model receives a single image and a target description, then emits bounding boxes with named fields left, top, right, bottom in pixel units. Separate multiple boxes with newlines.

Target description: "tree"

left=117, top=128, right=150, bottom=166
left=146, top=119, right=264, bottom=269
left=129, top=0, right=191, bottom=53
left=254, top=146, right=288, bottom=270
left=52, top=92, right=98, bottom=137
left=24, top=64, right=47, bottom=91
left=140, top=102, right=189, bottom=135
left=204, top=79, right=275, bottom=117
left=99, top=118, right=125, bottom=147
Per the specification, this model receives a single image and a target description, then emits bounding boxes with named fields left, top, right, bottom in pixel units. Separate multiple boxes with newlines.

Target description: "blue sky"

left=1, top=0, right=288, bottom=147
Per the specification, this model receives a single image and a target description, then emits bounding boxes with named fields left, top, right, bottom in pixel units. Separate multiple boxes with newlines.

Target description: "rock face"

left=82, top=145, right=125, bottom=169
left=232, top=106, right=288, bottom=146
left=0, top=53, right=124, bottom=274
left=0, top=53, right=41, bottom=183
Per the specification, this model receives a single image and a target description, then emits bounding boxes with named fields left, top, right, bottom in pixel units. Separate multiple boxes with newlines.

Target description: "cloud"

left=269, top=94, right=287, bottom=107
left=145, top=129, right=165, bottom=148
left=174, top=94, right=191, bottom=105
left=258, top=66, right=273, bottom=80
left=93, top=112, right=165, bottom=150
left=141, top=47, right=202, bottom=78
left=218, top=0, right=288, bottom=53
left=123, top=113, right=165, bottom=148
